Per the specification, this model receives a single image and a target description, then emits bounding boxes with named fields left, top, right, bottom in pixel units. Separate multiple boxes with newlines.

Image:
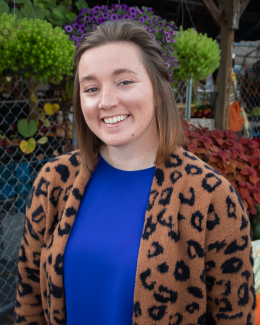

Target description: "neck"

left=100, top=133, right=159, bottom=171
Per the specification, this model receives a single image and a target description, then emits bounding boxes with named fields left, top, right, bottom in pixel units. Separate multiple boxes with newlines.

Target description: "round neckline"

left=98, top=154, right=156, bottom=173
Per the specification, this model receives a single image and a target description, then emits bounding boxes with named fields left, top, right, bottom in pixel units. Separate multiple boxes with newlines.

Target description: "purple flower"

left=166, top=38, right=171, bottom=43
left=164, top=31, right=170, bottom=38
left=97, top=18, right=104, bottom=24
left=65, top=25, right=73, bottom=33
left=154, top=28, right=158, bottom=33
left=139, top=17, right=144, bottom=23
left=143, top=25, right=147, bottom=29
left=102, top=13, right=109, bottom=19
left=120, top=4, right=127, bottom=10
left=165, top=62, right=170, bottom=69
left=150, top=34, right=156, bottom=40
left=110, top=9, right=115, bottom=13
left=143, top=15, right=148, bottom=20
left=130, top=13, right=136, bottom=19
left=124, top=6, right=129, bottom=12
left=84, top=16, right=90, bottom=22
left=88, top=9, right=93, bottom=14
left=101, top=5, right=108, bottom=11
left=111, top=14, right=119, bottom=21
left=148, top=28, right=152, bottom=32
left=123, top=15, right=130, bottom=19
left=93, top=6, right=100, bottom=13
left=159, top=22, right=163, bottom=26
left=130, top=8, right=136, bottom=14
left=149, top=18, right=153, bottom=24
left=72, top=23, right=79, bottom=29
left=171, top=39, right=177, bottom=43
left=147, top=7, right=153, bottom=12
left=137, top=9, right=142, bottom=14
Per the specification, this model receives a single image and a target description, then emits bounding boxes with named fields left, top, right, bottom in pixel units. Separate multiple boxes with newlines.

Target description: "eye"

left=120, top=80, right=133, bottom=86
left=84, top=87, right=99, bottom=93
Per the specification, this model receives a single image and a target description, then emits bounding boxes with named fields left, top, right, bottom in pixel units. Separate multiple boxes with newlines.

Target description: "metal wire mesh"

left=0, top=75, right=74, bottom=319
left=236, top=59, right=260, bottom=137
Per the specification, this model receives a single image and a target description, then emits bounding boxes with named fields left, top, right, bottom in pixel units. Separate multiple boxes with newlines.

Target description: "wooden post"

left=215, top=0, right=234, bottom=131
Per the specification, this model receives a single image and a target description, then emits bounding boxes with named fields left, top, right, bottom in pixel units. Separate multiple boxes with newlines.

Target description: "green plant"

left=0, top=14, right=75, bottom=83
left=182, top=120, right=260, bottom=216
left=0, top=0, right=88, bottom=26
left=174, top=28, right=220, bottom=82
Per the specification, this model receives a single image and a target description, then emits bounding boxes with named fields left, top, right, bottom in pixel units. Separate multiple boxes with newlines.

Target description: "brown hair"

left=73, top=19, right=185, bottom=171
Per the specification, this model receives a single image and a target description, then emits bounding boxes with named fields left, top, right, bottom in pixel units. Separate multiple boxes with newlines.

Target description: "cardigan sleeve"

left=205, top=192, right=256, bottom=324
left=14, top=166, right=48, bottom=325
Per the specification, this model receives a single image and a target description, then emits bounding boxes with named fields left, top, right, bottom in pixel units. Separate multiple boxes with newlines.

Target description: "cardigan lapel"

left=45, top=162, right=91, bottom=325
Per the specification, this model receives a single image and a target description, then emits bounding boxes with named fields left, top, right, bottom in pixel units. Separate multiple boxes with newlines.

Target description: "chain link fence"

left=236, top=58, right=260, bottom=138
left=0, top=75, right=75, bottom=322
left=0, top=75, right=213, bottom=322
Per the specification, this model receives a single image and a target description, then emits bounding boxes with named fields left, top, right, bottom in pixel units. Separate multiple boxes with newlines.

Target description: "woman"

left=14, top=20, right=255, bottom=325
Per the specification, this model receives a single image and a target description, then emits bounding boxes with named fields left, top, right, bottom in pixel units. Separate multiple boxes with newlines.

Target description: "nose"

left=98, top=84, right=119, bottom=110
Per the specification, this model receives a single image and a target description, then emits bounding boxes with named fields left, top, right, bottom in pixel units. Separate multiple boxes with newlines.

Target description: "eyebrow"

left=80, top=68, right=137, bottom=84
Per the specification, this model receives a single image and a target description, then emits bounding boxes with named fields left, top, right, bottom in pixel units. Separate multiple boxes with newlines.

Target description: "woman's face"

left=78, top=42, right=157, bottom=149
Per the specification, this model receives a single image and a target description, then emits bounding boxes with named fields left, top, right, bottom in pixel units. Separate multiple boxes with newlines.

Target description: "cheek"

left=80, top=96, right=98, bottom=121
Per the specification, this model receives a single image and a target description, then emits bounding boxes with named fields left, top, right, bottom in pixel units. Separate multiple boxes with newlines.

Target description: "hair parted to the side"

left=73, top=19, right=185, bottom=171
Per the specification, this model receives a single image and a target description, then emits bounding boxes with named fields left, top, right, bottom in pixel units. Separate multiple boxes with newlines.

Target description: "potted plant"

left=63, top=3, right=178, bottom=85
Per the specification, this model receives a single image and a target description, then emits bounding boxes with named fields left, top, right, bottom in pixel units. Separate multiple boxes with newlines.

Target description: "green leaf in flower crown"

left=256, top=204, right=260, bottom=215
left=0, top=1, right=9, bottom=16
left=65, top=78, right=74, bottom=99
left=18, top=119, right=38, bottom=137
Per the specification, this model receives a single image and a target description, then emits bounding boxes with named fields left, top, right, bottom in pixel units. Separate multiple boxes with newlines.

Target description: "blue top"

left=63, top=155, right=155, bottom=325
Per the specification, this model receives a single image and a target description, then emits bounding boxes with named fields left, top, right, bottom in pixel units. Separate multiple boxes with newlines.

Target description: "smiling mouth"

left=103, top=115, right=129, bottom=124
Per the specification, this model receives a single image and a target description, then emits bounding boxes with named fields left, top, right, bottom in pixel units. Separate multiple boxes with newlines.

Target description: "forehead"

left=78, top=42, right=144, bottom=77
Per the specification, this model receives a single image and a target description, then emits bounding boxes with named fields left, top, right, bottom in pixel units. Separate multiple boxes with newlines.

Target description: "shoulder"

left=26, top=150, right=82, bottom=210
left=165, top=146, right=248, bottom=239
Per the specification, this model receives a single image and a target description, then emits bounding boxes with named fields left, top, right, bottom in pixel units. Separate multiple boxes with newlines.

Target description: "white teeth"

left=104, top=115, right=128, bottom=124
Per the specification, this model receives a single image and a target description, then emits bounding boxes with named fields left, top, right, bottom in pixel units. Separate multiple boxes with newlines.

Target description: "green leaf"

left=79, top=0, right=88, bottom=8
left=11, top=8, right=22, bottom=19
left=28, top=138, right=36, bottom=152
left=33, top=3, right=45, bottom=19
left=65, top=78, right=74, bottom=98
left=45, top=9, right=63, bottom=25
left=56, top=4, right=66, bottom=14
left=65, top=11, right=76, bottom=24
left=11, top=0, right=25, bottom=4
left=52, top=8, right=64, bottom=20
left=0, top=1, right=9, bottom=16
left=17, top=119, right=38, bottom=137
left=37, top=136, right=48, bottom=144
left=20, top=2, right=36, bottom=18
left=256, top=204, right=260, bottom=214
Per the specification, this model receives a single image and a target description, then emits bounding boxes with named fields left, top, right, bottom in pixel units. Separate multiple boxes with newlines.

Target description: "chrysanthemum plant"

left=64, top=3, right=178, bottom=84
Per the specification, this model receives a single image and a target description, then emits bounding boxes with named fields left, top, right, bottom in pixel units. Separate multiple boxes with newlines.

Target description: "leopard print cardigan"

left=14, top=146, right=255, bottom=325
